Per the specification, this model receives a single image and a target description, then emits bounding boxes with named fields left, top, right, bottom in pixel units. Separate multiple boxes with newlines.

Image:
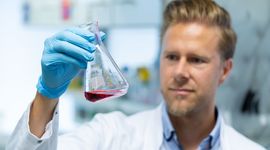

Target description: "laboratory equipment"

left=81, top=22, right=129, bottom=102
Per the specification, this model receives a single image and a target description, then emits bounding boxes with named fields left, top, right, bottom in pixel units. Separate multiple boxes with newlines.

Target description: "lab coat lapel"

left=219, top=116, right=229, bottom=150
left=143, top=103, right=164, bottom=150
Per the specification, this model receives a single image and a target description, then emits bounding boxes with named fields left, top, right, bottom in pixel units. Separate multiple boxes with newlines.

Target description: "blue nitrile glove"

left=36, top=27, right=105, bottom=99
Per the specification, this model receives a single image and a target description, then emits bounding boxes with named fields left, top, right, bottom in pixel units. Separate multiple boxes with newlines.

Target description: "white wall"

left=0, top=0, right=59, bottom=136
left=107, top=27, right=160, bottom=68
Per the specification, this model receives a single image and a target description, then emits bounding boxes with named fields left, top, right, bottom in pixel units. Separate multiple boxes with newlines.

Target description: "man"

left=6, top=0, right=265, bottom=149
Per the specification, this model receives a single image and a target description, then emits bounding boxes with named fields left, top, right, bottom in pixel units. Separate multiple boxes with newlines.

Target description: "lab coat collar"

left=146, top=102, right=228, bottom=150
left=219, top=112, right=229, bottom=150
left=143, top=103, right=164, bottom=149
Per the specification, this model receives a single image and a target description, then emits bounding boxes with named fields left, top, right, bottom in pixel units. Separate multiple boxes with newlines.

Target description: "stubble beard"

left=167, top=97, right=197, bottom=117
left=162, top=90, right=198, bottom=117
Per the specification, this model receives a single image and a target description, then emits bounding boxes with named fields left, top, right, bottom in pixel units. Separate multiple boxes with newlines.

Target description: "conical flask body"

left=83, top=23, right=129, bottom=102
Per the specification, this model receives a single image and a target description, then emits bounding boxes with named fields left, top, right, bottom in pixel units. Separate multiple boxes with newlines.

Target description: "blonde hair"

left=161, top=0, right=237, bottom=60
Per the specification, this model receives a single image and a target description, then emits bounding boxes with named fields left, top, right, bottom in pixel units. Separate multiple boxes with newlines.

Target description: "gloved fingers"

left=56, top=30, right=96, bottom=53
left=47, top=39, right=95, bottom=63
left=66, top=27, right=106, bottom=41
left=43, top=52, right=89, bottom=69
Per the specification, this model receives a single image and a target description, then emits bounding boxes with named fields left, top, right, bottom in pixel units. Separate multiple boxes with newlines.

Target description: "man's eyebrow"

left=188, top=53, right=213, bottom=60
left=162, top=51, right=179, bottom=57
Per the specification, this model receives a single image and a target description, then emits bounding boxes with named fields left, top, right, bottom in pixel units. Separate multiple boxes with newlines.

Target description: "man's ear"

left=219, top=58, right=233, bottom=85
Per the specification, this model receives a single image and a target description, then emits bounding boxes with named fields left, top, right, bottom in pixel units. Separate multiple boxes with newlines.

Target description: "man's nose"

left=174, top=59, right=190, bottom=83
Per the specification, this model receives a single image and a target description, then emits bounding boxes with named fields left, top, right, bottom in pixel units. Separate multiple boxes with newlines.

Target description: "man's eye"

left=190, top=57, right=205, bottom=64
left=166, top=54, right=178, bottom=61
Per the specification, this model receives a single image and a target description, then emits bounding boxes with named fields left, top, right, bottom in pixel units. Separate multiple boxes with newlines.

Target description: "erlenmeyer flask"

left=82, top=22, right=129, bottom=102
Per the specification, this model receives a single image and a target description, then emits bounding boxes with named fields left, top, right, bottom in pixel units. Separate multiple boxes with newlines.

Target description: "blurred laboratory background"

left=0, top=0, right=270, bottom=149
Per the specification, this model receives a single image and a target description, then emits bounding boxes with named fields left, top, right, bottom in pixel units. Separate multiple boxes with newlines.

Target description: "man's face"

left=160, top=23, right=232, bottom=117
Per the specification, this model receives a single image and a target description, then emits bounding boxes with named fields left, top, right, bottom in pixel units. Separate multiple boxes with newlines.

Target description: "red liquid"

left=84, top=89, right=124, bottom=102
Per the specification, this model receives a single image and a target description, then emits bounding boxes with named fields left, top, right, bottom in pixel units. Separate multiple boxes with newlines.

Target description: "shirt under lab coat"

left=6, top=102, right=265, bottom=150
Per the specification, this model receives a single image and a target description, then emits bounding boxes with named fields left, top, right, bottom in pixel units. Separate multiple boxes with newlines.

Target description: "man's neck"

left=169, top=106, right=216, bottom=150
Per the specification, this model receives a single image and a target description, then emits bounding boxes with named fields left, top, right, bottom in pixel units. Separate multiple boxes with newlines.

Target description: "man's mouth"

left=168, top=88, right=195, bottom=96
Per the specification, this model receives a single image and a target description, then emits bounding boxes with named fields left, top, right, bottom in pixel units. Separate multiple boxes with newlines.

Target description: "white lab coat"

left=6, top=103, right=265, bottom=150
